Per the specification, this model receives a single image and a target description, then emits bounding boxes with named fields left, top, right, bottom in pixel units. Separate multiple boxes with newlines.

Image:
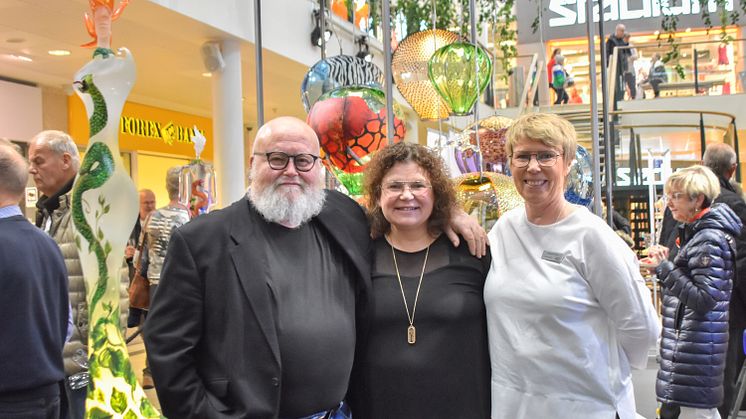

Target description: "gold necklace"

left=390, top=241, right=430, bottom=345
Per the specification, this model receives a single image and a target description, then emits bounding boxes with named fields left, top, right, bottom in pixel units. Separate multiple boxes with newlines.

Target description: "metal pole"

left=694, top=48, right=699, bottom=95
left=734, top=120, right=742, bottom=182
left=586, top=0, right=602, bottom=217
left=381, top=0, right=394, bottom=142
left=254, top=0, right=264, bottom=127
left=699, top=112, right=707, bottom=158
left=469, top=0, right=481, bottom=178
left=319, top=0, right=327, bottom=60
left=598, top=1, right=613, bottom=226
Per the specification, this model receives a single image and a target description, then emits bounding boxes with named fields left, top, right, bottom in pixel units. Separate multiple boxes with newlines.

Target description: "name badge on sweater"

left=541, top=250, right=565, bottom=264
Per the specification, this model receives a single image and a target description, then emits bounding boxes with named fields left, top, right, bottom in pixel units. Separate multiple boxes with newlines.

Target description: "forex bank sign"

left=548, top=0, right=734, bottom=27
left=517, top=0, right=740, bottom=43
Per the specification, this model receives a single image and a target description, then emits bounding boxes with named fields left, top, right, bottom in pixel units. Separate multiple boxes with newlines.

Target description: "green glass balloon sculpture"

left=427, top=42, right=492, bottom=116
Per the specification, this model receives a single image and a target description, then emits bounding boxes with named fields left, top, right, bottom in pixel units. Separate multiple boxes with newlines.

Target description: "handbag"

left=128, top=231, right=150, bottom=309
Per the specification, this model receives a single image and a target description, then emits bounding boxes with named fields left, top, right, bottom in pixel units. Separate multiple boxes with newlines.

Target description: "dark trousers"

left=553, top=87, right=568, bottom=104
left=720, top=327, right=746, bottom=417
left=659, top=402, right=680, bottom=419
left=59, top=379, right=86, bottom=419
left=651, top=79, right=663, bottom=98
left=624, top=72, right=637, bottom=99
left=0, top=383, right=60, bottom=419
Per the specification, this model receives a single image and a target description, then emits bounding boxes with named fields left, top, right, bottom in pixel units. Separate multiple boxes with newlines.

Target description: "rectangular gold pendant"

left=407, top=325, right=416, bottom=345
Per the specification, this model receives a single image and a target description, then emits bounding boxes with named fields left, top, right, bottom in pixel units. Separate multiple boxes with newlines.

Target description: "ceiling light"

left=4, top=54, right=33, bottom=62
left=201, top=72, right=212, bottom=77
left=5, top=38, right=25, bottom=44
left=48, top=49, right=71, bottom=56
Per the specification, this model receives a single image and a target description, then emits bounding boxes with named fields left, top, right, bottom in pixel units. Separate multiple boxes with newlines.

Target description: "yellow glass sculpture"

left=391, top=29, right=459, bottom=120
left=454, top=172, right=524, bottom=231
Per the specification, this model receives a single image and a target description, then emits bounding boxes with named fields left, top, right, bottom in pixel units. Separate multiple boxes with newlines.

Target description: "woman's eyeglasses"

left=510, top=152, right=561, bottom=168
left=665, top=192, right=689, bottom=201
left=381, top=181, right=432, bottom=196
left=253, top=151, right=319, bottom=172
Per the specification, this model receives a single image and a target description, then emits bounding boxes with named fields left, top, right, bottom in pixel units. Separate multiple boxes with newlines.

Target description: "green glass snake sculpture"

left=72, top=73, right=160, bottom=418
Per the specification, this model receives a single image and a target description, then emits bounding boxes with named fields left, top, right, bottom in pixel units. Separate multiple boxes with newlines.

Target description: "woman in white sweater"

left=484, top=113, right=660, bottom=419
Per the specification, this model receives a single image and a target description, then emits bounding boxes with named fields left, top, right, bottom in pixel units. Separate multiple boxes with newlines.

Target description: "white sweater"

left=485, top=206, right=660, bottom=419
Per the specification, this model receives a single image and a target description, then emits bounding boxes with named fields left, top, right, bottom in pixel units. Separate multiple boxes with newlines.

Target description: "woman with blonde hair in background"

left=649, top=165, right=741, bottom=419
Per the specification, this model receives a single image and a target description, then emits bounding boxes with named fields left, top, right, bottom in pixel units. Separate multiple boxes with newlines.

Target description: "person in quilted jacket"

left=650, top=165, right=742, bottom=419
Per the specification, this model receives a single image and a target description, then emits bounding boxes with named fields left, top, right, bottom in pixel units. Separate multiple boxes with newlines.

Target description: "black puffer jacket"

left=656, top=203, right=742, bottom=408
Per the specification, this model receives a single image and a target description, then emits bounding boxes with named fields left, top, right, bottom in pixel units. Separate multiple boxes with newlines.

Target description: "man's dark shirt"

left=260, top=219, right=356, bottom=416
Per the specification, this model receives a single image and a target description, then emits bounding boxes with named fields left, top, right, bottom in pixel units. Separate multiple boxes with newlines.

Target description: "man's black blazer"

left=143, top=191, right=371, bottom=419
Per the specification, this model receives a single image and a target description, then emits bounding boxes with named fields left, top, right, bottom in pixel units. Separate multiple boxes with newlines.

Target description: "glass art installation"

left=564, top=144, right=594, bottom=208
left=307, top=86, right=405, bottom=196
left=454, top=172, right=524, bottom=231
left=301, top=55, right=384, bottom=112
left=428, top=42, right=492, bottom=116
left=391, top=29, right=460, bottom=120
left=179, top=127, right=217, bottom=218
left=71, top=1, right=160, bottom=417
left=455, top=116, right=512, bottom=175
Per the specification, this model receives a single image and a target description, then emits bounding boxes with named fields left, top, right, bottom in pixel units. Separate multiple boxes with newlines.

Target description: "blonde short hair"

left=505, top=113, right=577, bottom=162
left=665, top=165, right=721, bottom=207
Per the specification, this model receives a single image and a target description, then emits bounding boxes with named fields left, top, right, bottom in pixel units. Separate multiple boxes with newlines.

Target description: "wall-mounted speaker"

left=201, top=42, right=225, bottom=73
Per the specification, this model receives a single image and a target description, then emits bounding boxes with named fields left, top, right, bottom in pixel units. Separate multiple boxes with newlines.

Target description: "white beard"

left=248, top=177, right=326, bottom=228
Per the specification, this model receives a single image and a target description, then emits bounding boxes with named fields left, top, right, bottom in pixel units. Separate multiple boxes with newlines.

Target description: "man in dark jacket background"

left=0, top=140, right=69, bottom=418
left=703, top=143, right=746, bottom=417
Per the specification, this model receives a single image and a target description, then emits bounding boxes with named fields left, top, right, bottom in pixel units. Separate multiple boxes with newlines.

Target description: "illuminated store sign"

left=548, top=0, right=734, bottom=28
left=120, top=116, right=206, bottom=146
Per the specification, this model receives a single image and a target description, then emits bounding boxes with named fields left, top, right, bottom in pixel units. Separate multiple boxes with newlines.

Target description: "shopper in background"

left=0, top=142, right=69, bottom=419
left=352, top=142, right=490, bottom=418
left=485, top=113, right=659, bottom=419
left=143, top=116, right=485, bottom=418
left=649, top=165, right=741, bottom=419
left=137, top=168, right=190, bottom=389
left=648, top=53, right=668, bottom=98
left=606, top=23, right=630, bottom=104
left=547, top=48, right=561, bottom=103
left=551, top=54, right=569, bottom=105
left=125, top=188, right=156, bottom=328
left=567, top=79, right=583, bottom=104
left=29, top=130, right=129, bottom=419
left=623, top=33, right=638, bottom=100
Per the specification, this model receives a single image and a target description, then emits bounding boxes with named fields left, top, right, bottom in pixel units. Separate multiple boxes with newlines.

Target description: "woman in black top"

left=350, top=142, right=490, bottom=418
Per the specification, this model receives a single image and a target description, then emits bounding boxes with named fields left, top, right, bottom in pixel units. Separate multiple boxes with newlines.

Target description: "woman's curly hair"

left=364, top=142, right=454, bottom=238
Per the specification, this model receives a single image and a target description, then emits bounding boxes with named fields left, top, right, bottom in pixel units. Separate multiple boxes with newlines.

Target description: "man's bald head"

left=703, top=142, right=738, bottom=179
left=252, top=117, right=320, bottom=155
left=0, top=143, right=29, bottom=205
left=615, top=24, right=626, bottom=38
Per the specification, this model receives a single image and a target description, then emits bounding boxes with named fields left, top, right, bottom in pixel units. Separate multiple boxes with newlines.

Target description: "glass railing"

left=608, top=38, right=745, bottom=104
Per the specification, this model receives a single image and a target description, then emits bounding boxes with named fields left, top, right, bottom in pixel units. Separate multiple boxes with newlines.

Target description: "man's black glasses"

left=253, top=152, right=319, bottom=172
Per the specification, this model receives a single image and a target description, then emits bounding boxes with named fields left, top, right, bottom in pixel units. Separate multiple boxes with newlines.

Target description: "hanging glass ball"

left=564, top=144, right=594, bottom=208
left=301, top=55, right=384, bottom=113
left=391, top=29, right=460, bottom=120
left=428, top=42, right=492, bottom=116
left=454, top=172, right=524, bottom=231
left=307, top=86, right=405, bottom=175
left=455, top=116, right=512, bottom=175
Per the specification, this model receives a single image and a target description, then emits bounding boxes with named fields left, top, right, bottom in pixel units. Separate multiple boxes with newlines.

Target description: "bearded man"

left=143, top=117, right=485, bottom=419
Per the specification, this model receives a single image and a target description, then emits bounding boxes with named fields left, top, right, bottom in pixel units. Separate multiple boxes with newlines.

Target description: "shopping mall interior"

left=2, top=0, right=746, bottom=418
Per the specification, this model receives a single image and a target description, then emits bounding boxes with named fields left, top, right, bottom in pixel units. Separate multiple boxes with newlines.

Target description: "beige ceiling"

left=0, top=0, right=309, bottom=129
